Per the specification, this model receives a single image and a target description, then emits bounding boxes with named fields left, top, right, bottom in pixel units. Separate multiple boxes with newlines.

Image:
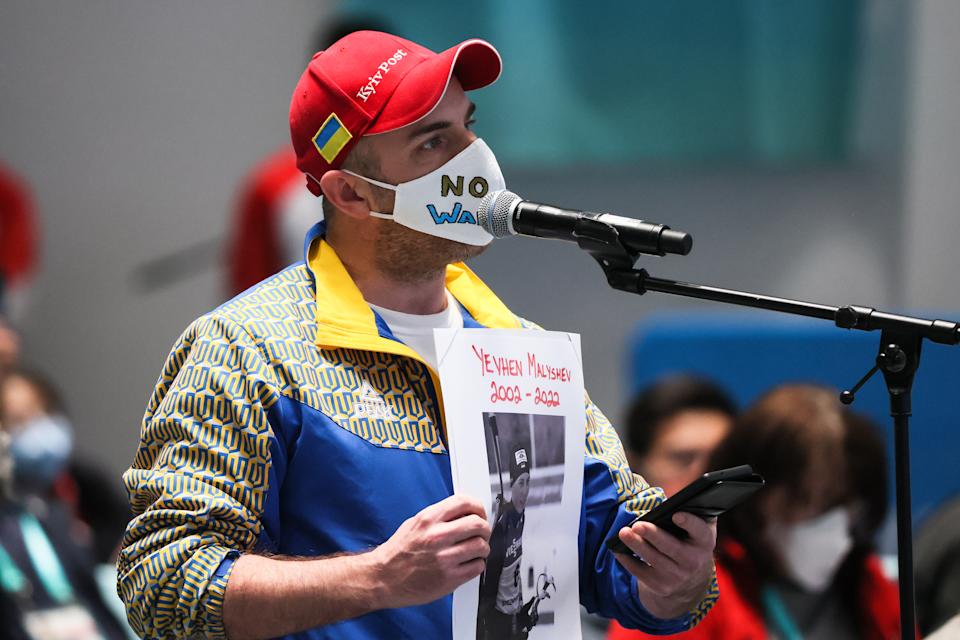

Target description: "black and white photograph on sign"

left=477, top=411, right=565, bottom=640
left=436, top=327, right=584, bottom=640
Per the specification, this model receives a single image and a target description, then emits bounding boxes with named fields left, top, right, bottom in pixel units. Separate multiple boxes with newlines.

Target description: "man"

left=118, top=31, right=718, bottom=640
left=477, top=447, right=534, bottom=639
left=623, top=376, right=736, bottom=497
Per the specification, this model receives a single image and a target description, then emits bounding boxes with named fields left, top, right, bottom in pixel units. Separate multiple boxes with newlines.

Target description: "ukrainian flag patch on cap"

left=313, top=113, right=352, bottom=164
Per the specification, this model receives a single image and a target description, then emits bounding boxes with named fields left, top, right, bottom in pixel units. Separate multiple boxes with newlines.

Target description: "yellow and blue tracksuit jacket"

left=117, top=222, right=718, bottom=639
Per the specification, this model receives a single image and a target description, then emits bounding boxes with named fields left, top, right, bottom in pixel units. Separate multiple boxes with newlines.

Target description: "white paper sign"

left=436, top=328, right=585, bottom=640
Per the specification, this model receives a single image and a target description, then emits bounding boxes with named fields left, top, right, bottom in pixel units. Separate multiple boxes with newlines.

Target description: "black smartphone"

left=605, top=464, right=764, bottom=555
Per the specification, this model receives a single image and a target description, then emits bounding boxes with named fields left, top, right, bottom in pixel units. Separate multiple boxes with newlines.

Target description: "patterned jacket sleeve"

left=578, top=395, right=719, bottom=632
left=117, top=314, right=279, bottom=639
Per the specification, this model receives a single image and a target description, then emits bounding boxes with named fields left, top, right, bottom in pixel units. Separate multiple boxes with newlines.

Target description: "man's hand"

left=612, top=512, right=716, bottom=620
left=222, top=495, right=490, bottom=639
left=370, top=494, right=492, bottom=609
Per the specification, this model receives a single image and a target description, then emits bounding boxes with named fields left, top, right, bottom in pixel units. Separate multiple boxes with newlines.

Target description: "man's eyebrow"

left=406, top=102, right=477, bottom=141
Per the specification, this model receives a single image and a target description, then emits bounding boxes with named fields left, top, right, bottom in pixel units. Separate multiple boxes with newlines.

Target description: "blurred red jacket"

left=227, top=148, right=318, bottom=295
left=0, top=163, right=37, bottom=292
left=608, top=539, right=904, bottom=640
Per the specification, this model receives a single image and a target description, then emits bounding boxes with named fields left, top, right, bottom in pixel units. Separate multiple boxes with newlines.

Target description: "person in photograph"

left=478, top=446, right=537, bottom=639
left=118, top=30, right=719, bottom=640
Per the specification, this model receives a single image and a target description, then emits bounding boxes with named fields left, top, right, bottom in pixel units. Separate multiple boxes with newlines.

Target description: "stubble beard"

left=373, top=220, right=487, bottom=284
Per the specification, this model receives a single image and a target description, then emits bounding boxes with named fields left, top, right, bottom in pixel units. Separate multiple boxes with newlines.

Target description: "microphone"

left=477, top=190, right=692, bottom=257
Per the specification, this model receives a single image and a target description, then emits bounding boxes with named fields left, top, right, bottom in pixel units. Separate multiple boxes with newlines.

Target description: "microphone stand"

left=572, top=216, right=960, bottom=640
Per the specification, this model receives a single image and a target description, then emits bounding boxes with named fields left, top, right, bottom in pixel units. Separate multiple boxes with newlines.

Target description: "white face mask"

left=767, top=506, right=853, bottom=592
left=344, top=138, right=505, bottom=246
left=10, top=414, right=73, bottom=491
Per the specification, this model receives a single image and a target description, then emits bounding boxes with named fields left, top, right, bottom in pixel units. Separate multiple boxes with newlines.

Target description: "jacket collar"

left=303, top=221, right=520, bottom=357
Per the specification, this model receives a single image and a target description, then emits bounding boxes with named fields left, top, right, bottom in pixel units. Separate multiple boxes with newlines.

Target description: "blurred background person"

left=0, top=161, right=37, bottom=323
left=225, top=14, right=387, bottom=296
left=1, top=369, right=74, bottom=506
left=0, top=412, right=127, bottom=639
left=581, top=375, right=736, bottom=638
left=609, top=384, right=904, bottom=640
left=0, top=369, right=130, bottom=566
left=623, top=375, right=737, bottom=497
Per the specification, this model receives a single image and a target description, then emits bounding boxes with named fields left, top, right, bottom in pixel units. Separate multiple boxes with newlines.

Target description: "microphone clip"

left=574, top=215, right=641, bottom=270
left=573, top=216, right=652, bottom=294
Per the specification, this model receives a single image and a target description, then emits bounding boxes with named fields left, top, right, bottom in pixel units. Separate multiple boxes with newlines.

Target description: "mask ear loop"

left=341, top=169, right=398, bottom=192
left=340, top=169, right=397, bottom=219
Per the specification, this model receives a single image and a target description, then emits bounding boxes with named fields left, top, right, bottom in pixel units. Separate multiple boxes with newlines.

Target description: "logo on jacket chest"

left=353, top=380, right=399, bottom=421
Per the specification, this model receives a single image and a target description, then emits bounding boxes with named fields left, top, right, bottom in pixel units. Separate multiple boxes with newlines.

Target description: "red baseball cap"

left=289, top=31, right=502, bottom=196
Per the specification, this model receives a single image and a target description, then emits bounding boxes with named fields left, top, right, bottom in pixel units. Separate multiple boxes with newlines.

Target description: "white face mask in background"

left=767, top=506, right=853, bottom=592
left=344, top=138, right=505, bottom=246
left=10, top=414, right=73, bottom=491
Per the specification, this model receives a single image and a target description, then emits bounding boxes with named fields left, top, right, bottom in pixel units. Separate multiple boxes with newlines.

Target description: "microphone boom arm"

left=579, top=229, right=959, bottom=640
left=574, top=216, right=959, bottom=344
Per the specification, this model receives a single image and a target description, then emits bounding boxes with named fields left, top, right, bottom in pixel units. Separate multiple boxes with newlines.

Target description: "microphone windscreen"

left=478, top=190, right=521, bottom=237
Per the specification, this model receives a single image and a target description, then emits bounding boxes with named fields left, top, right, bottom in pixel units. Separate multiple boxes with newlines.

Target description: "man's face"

left=360, top=78, right=487, bottom=281
left=632, top=410, right=731, bottom=497
left=0, top=375, right=44, bottom=435
left=511, top=472, right=530, bottom=512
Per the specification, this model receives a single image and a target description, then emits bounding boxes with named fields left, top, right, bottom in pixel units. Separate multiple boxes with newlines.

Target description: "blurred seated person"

left=1, top=369, right=130, bottom=564
left=0, top=162, right=38, bottom=322
left=579, top=376, right=736, bottom=638
left=609, top=384, right=904, bottom=640
left=1, top=369, right=73, bottom=502
left=0, top=427, right=127, bottom=639
left=226, top=147, right=314, bottom=295
left=623, top=375, right=736, bottom=497
left=226, top=15, right=386, bottom=295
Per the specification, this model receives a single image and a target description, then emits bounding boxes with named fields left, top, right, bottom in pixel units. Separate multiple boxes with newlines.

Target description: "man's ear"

left=319, top=170, right=375, bottom=220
